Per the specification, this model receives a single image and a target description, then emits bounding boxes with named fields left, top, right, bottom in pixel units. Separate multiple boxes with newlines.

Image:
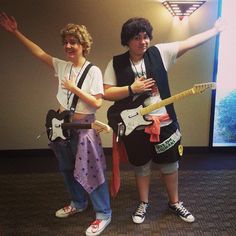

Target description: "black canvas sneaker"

left=132, top=201, right=149, bottom=224
left=168, top=201, right=195, bottom=223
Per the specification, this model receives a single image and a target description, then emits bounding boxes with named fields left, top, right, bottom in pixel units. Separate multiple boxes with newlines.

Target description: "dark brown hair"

left=121, top=17, right=153, bottom=46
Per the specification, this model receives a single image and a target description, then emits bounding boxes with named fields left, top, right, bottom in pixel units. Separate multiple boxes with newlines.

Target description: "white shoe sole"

left=132, top=215, right=145, bottom=224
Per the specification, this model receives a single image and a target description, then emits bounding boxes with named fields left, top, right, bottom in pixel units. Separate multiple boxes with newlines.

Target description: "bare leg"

left=162, top=170, right=195, bottom=222
left=132, top=174, right=150, bottom=224
left=161, top=170, right=179, bottom=204
left=135, top=175, right=150, bottom=203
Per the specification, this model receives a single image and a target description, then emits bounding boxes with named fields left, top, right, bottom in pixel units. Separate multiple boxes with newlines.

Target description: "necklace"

left=130, top=58, right=145, bottom=78
left=67, top=59, right=87, bottom=106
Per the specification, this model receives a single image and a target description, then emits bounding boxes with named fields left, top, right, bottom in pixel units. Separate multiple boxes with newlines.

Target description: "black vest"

left=111, top=46, right=177, bottom=121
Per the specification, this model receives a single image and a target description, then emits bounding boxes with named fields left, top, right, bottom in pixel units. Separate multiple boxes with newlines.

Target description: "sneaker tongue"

left=92, top=219, right=102, bottom=225
left=142, top=201, right=148, bottom=205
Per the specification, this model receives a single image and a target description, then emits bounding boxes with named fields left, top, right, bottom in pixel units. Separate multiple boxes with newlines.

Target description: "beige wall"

left=0, top=0, right=218, bottom=150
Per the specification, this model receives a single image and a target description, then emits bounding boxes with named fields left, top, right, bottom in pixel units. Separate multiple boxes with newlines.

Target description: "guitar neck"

left=140, top=88, right=195, bottom=116
left=61, top=123, right=92, bottom=130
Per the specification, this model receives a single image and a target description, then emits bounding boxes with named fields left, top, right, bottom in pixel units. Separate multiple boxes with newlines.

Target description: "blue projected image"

left=212, top=1, right=236, bottom=146
left=213, top=90, right=236, bottom=146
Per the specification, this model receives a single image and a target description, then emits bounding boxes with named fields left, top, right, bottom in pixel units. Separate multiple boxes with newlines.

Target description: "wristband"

left=128, top=85, right=134, bottom=96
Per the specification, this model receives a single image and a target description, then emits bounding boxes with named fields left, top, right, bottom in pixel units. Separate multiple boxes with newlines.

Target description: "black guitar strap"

left=70, top=63, right=93, bottom=112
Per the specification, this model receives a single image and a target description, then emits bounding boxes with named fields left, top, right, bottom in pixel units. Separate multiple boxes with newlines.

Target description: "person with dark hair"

left=104, top=17, right=223, bottom=224
left=0, top=12, right=111, bottom=236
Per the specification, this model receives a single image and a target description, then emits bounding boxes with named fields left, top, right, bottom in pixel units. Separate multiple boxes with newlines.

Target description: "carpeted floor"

left=0, top=168, right=236, bottom=236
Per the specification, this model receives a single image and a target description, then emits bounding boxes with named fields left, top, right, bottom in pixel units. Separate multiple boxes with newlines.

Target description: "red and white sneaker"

left=55, top=205, right=86, bottom=218
left=85, top=218, right=111, bottom=236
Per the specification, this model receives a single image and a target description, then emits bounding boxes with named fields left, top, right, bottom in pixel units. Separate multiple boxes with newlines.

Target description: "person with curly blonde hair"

left=0, top=12, right=111, bottom=236
left=60, top=23, right=93, bottom=56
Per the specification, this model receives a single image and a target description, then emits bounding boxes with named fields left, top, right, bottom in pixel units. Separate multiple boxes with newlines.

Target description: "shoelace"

left=63, top=205, right=76, bottom=213
left=176, top=202, right=190, bottom=216
left=91, top=219, right=102, bottom=232
left=135, top=202, right=148, bottom=216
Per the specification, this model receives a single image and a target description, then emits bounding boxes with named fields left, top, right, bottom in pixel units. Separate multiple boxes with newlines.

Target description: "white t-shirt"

left=103, top=42, right=179, bottom=126
left=53, top=58, right=104, bottom=114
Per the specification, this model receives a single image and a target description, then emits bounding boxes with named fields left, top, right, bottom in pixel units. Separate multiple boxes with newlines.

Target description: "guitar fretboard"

left=140, top=88, right=195, bottom=116
left=61, top=123, right=92, bottom=129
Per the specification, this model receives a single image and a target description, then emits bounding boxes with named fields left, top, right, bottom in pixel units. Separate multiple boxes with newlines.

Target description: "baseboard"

left=0, top=148, right=112, bottom=158
left=1, top=146, right=236, bottom=158
left=0, top=149, right=53, bottom=158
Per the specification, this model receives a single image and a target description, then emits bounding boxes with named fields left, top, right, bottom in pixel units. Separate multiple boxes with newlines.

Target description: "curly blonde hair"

left=60, top=23, right=93, bottom=56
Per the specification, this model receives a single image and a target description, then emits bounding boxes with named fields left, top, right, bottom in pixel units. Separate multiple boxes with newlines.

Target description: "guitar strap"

left=70, top=63, right=93, bottom=112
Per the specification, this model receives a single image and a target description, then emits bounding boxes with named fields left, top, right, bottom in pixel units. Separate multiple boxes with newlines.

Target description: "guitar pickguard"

left=50, top=118, right=66, bottom=141
left=120, top=105, right=153, bottom=135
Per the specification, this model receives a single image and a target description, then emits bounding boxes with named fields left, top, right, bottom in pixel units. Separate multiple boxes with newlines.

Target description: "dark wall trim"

left=0, top=149, right=54, bottom=158
left=0, top=148, right=112, bottom=158
left=1, top=146, right=236, bottom=158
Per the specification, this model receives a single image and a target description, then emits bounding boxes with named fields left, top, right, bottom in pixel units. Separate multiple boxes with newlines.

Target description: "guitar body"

left=107, top=92, right=153, bottom=135
left=45, top=110, right=73, bottom=141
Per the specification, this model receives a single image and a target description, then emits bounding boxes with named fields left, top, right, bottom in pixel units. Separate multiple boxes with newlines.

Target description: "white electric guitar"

left=119, top=82, right=216, bottom=136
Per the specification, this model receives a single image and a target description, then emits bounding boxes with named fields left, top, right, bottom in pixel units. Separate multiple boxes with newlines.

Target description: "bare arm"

left=0, top=12, right=53, bottom=67
left=177, top=18, right=224, bottom=57
left=70, top=87, right=103, bottom=109
left=104, top=84, right=130, bottom=101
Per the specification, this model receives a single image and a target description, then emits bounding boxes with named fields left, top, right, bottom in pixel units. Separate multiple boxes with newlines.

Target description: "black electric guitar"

left=108, top=82, right=216, bottom=136
left=46, top=110, right=111, bottom=141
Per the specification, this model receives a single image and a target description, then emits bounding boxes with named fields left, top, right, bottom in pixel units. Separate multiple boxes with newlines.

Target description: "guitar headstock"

left=92, top=120, right=111, bottom=133
left=193, top=82, right=216, bottom=94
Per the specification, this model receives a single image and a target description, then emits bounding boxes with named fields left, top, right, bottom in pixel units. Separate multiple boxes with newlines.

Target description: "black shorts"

left=121, top=121, right=182, bottom=166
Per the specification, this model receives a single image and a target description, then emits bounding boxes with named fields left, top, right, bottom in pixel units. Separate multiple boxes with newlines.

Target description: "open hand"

left=0, top=12, right=18, bottom=33
left=131, top=76, right=155, bottom=94
left=61, top=74, right=76, bottom=91
left=214, top=17, right=225, bottom=33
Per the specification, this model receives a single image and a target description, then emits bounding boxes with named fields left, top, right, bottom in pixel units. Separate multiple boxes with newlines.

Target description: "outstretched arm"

left=0, top=12, right=53, bottom=67
left=177, top=18, right=224, bottom=57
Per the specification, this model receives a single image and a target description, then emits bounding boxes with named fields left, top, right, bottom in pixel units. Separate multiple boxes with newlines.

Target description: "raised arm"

left=0, top=12, right=53, bottom=67
left=177, top=18, right=224, bottom=58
